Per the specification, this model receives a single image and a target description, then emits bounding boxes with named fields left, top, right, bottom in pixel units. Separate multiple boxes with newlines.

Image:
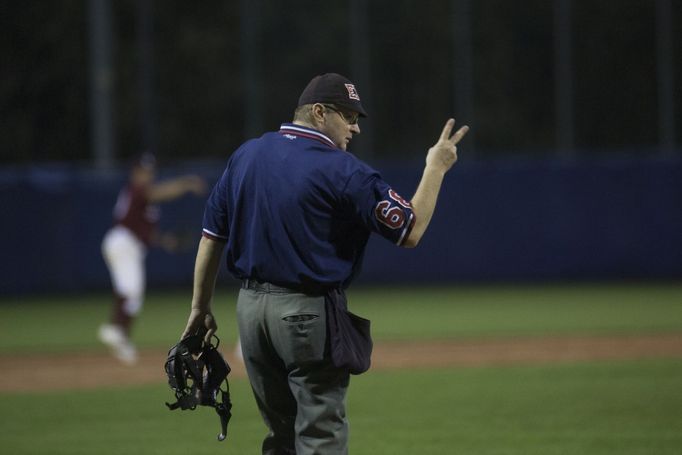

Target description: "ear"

left=311, top=103, right=326, bottom=124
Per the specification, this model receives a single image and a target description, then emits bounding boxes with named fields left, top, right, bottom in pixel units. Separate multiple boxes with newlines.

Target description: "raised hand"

left=425, top=119, right=469, bottom=173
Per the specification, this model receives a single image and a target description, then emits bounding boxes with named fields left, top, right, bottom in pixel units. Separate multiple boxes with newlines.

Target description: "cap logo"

left=345, top=83, right=360, bottom=101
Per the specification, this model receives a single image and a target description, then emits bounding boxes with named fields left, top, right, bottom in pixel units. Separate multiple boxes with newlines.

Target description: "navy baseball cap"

left=297, top=73, right=368, bottom=117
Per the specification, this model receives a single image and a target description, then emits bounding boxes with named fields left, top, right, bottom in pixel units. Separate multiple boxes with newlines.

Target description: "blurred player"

left=99, top=154, right=206, bottom=364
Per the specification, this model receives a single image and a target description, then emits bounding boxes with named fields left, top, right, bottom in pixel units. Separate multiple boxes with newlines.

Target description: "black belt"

left=241, top=279, right=298, bottom=294
left=241, top=279, right=328, bottom=296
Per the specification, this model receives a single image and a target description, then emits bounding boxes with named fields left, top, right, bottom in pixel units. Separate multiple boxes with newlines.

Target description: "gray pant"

left=237, top=283, right=350, bottom=455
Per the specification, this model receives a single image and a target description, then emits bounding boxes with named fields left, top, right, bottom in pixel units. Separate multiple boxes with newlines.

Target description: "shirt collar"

left=279, top=123, right=336, bottom=148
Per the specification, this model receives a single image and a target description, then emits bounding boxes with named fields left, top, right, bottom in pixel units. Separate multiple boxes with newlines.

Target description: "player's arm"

left=148, top=175, right=207, bottom=203
left=181, top=235, right=225, bottom=343
left=402, top=119, right=469, bottom=248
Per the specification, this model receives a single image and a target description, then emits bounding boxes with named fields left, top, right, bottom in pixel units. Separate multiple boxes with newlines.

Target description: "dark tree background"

left=1, top=0, right=680, bottom=165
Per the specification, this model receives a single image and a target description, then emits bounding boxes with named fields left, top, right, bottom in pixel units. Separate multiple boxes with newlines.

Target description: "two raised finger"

left=439, top=118, right=469, bottom=145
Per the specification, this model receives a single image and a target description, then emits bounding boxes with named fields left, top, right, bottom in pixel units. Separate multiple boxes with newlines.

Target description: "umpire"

left=181, top=72, right=468, bottom=454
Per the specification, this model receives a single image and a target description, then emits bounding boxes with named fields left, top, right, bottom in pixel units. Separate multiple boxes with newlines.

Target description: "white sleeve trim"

left=202, top=228, right=228, bottom=239
left=396, top=212, right=414, bottom=246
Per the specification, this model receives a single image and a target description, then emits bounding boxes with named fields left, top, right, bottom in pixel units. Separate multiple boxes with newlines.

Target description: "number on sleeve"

left=389, top=189, right=411, bottom=208
left=375, top=200, right=406, bottom=229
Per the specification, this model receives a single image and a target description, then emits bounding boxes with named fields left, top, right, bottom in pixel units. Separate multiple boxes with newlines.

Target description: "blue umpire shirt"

left=202, top=123, right=416, bottom=292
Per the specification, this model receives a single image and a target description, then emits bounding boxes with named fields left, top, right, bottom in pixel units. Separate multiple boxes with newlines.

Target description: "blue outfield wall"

left=1, top=157, right=681, bottom=295
left=363, top=157, right=682, bottom=284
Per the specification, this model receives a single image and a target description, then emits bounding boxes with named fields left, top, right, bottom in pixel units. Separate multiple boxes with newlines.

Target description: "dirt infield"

left=3, top=333, right=682, bottom=393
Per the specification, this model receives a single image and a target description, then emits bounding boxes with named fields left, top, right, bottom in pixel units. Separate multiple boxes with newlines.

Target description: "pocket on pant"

left=282, top=313, right=319, bottom=323
left=279, top=313, right=326, bottom=366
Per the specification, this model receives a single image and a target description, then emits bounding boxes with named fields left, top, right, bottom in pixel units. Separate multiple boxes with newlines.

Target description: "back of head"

left=130, top=152, right=157, bottom=185
left=297, top=73, right=368, bottom=118
left=133, top=152, right=157, bottom=171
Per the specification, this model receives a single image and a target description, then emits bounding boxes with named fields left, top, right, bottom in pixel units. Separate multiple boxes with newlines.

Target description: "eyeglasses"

left=322, top=104, right=360, bottom=125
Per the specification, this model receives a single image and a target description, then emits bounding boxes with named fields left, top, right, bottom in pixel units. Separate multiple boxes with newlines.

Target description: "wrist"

left=191, top=303, right=211, bottom=312
left=423, top=164, right=447, bottom=179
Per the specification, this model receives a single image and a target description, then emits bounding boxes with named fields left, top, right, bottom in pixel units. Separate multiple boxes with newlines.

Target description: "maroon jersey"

left=113, top=184, right=160, bottom=245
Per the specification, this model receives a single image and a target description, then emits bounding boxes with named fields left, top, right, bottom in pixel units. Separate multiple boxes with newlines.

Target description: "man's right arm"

left=402, top=119, right=469, bottom=248
left=181, top=235, right=225, bottom=342
left=148, top=175, right=207, bottom=203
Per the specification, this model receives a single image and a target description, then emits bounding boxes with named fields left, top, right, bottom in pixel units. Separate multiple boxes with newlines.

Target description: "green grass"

left=0, top=283, right=681, bottom=353
left=2, top=359, right=681, bottom=454
left=348, top=359, right=682, bottom=454
left=353, top=283, right=682, bottom=340
left=1, top=283, right=682, bottom=454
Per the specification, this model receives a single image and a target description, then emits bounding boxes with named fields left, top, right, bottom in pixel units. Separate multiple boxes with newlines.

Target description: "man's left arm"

left=402, top=119, right=468, bottom=247
left=349, top=119, right=468, bottom=249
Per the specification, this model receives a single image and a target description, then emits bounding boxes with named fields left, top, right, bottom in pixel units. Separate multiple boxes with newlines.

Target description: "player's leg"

left=237, top=289, right=297, bottom=454
left=267, top=291, right=350, bottom=455
left=99, top=226, right=146, bottom=364
left=102, top=226, right=146, bottom=329
left=288, top=364, right=349, bottom=455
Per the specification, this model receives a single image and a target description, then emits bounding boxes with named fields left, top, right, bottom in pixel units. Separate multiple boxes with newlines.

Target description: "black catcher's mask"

left=164, top=330, right=232, bottom=441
